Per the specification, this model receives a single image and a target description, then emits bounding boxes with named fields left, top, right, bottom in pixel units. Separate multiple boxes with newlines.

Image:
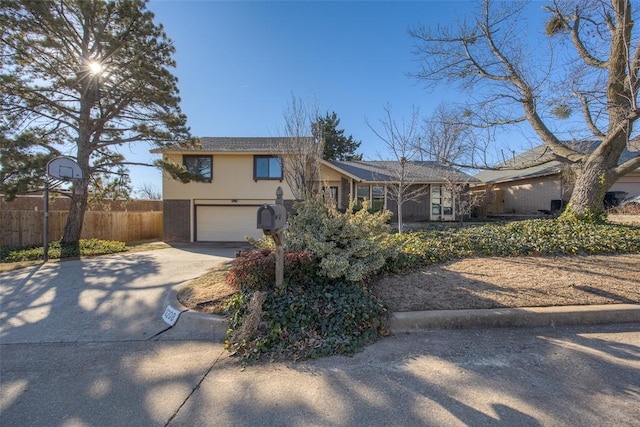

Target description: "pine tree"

left=313, top=112, right=362, bottom=161
left=1, top=0, right=197, bottom=254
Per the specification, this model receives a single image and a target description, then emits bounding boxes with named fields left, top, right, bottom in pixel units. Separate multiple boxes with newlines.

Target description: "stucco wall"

left=494, top=176, right=564, bottom=214
left=485, top=170, right=639, bottom=214
left=162, top=153, right=296, bottom=201
left=609, top=171, right=640, bottom=198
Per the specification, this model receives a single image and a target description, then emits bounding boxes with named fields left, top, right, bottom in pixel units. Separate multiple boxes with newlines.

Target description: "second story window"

left=183, top=155, right=212, bottom=181
left=254, top=155, right=282, bottom=180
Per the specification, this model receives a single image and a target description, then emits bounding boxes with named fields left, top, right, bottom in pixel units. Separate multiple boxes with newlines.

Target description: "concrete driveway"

left=1, top=245, right=639, bottom=426
left=0, top=244, right=238, bottom=344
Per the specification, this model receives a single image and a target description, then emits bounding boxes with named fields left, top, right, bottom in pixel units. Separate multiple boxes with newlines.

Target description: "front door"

left=430, top=185, right=455, bottom=221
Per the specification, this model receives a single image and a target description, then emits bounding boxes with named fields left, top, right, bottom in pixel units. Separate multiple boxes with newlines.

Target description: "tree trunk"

left=561, top=153, right=619, bottom=222
left=61, top=179, right=89, bottom=257
left=397, top=195, right=403, bottom=234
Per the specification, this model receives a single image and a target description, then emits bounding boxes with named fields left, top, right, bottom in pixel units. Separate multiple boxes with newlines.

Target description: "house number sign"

left=162, top=304, right=181, bottom=326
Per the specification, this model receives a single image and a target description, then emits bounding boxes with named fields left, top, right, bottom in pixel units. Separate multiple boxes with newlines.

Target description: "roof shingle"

left=155, top=136, right=310, bottom=153
left=475, top=141, right=639, bottom=184
left=328, top=160, right=478, bottom=183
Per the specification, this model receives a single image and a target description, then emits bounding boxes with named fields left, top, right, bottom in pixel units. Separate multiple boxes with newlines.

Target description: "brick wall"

left=386, top=185, right=431, bottom=222
left=163, top=199, right=191, bottom=242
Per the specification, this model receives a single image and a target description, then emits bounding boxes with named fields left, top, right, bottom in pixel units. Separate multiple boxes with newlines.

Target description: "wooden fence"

left=1, top=210, right=163, bottom=247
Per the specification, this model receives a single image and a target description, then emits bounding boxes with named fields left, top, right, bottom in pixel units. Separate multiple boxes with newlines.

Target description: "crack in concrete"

left=164, top=347, right=228, bottom=426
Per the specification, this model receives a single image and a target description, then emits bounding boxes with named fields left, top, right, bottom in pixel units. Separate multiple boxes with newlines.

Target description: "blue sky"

left=131, top=0, right=544, bottom=193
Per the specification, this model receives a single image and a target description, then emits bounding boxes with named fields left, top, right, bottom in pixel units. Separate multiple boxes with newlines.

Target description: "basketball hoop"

left=46, top=157, right=83, bottom=181
left=43, top=157, right=83, bottom=262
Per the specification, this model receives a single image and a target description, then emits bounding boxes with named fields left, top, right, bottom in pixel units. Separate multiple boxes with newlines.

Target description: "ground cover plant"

left=225, top=280, right=387, bottom=362
left=0, top=239, right=128, bottom=263
left=207, top=212, right=640, bottom=363
left=382, top=219, right=640, bottom=273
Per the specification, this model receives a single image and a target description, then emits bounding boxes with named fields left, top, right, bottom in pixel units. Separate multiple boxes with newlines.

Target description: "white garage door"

left=196, top=206, right=264, bottom=242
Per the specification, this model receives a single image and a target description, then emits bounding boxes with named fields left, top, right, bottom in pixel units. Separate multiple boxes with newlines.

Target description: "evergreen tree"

left=312, top=112, right=362, bottom=161
left=0, top=0, right=197, bottom=254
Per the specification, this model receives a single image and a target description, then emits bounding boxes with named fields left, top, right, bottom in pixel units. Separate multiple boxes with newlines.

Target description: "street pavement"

left=1, top=245, right=639, bottom=426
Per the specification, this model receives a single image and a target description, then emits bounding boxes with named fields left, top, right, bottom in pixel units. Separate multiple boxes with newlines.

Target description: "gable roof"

left=327, top=160, right=479, bottom=184
left=475, top=141, right=640, bottom=184
left=153, top=136, right=478, bottom=183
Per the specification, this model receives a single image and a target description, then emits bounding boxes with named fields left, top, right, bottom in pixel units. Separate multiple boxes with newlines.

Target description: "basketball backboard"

left=46, top=157, right=83, bottom=180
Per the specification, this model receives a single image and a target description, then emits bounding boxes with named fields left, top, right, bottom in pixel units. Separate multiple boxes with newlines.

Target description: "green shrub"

left=0, top=239, right=127, bottom=262
left=225, top=281, right=388, bottom=362
left=285, top=196, right=394, bottom=282
left=78, top=239, right=127, bottom=256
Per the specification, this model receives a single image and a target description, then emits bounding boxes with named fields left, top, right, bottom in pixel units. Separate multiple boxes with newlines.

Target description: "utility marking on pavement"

left=162, top=305, right=181, bottom=326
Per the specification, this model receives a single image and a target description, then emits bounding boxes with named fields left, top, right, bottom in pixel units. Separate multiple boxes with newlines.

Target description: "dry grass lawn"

left=177, top=261, right=238, bottom=314
left=179, top=254, right=640, bottom=314
left=370, top=254, right=640, bottom=311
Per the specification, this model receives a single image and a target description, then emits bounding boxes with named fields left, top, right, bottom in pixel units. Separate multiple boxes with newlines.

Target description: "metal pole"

left=43, top=180, right=49, bottom=262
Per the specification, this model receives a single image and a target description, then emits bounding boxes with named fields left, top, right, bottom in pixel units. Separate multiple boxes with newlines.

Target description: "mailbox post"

left=257, top=187, right=287, bottom=289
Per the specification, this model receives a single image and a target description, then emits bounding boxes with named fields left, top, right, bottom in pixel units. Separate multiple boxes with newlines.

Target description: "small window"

left=322, top=186, right=339, bottom=207
left=356, top=185, right=370, bottom=205
left=183, top=155, right=212, bottom=181
left=328, top=186, right=338, bottom=202
left=254, top=156, right=282, bottom=180
left=371, top=185, right=385, bottom=211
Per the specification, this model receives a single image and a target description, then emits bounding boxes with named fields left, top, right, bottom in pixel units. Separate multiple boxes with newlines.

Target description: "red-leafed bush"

left=226, top=249, right=318, bottom=291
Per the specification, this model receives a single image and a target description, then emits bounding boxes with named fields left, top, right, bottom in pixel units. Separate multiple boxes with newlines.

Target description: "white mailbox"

left=257, top=203, right=287, bottom=232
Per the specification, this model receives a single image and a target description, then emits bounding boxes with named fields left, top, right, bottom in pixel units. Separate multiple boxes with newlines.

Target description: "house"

left=155, top=137, right=478, bottom=242
left=473, top=142, right=640, bottom=215
left=323, top=159, right=478, bottom=222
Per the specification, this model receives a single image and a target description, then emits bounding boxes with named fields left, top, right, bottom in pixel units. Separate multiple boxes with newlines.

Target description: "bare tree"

left=418, top=103, right=473, bottom=165
left=368, top=104, right=429, bottom=233
left=442, top=174, right=487, bottom=225
left=276, top=94, right=323, bottom=200
left=135, top=182, right=162, bottom=200
left=410, top=0, right=640, bottom=221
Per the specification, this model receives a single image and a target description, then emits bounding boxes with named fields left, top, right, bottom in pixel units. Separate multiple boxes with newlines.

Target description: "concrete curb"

left=163, top=283, right=229, bottom=340
left=389, top=304, right=640, bottom=332
left=163, top=286, right=640, bottom=339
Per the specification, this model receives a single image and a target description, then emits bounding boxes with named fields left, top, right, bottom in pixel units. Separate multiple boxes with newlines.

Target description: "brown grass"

left=179, top=254, right=640, bottom=314
left=369, top=254, right=640, bottom=312
left=177, top=261, right=238, bottom=315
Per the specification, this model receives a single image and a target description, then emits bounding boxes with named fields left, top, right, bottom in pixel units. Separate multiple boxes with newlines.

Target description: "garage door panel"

left=196, top=206, right=264, bottom=242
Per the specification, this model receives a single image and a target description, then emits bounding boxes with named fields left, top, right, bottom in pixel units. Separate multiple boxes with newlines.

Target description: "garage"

left=195, top=205, right=264, bottom=242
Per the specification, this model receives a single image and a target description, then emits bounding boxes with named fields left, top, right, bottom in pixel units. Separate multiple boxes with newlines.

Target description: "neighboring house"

left=155, top=137, right=478, bottom=242
left=473, top=142, right=640, bottom=215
